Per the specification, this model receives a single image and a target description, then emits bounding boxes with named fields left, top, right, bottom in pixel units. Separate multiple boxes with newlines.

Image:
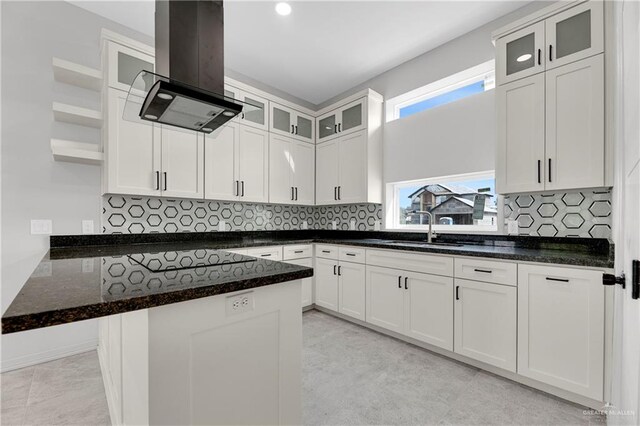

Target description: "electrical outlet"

left=226, top=292, right=254, bottom=316
left=82, top=220, right=94, bottom=234
left=218, top=220, right=226, bottom=232
left=349, top=219, right=356, bottom=230
left=332, top=220, right=337, bottom=230
left=374, top=220, right=381, bottom=231
left=301, top=220, right=308, bottom=230
left=507, top=219, right=519, bottom=235
left=30, top=220, right=52, bottom=235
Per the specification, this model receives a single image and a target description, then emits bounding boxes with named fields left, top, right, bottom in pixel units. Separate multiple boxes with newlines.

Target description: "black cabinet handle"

left=338, top=266, right=342, bottom=276
left=241, top=181, right=245, bottom=196
left=295, top=125, right=298, bottom=135
left=404, top=277, right=408, bottom=290
left=548, top=159, right=552, bottom=183
left=346, top=253, right=356, bottom=256
left=334, top=124, right=338, bottom=133
left=537, top=160, right=541, bottom=184
left=338, top=123, right=342, bottom=132
left=338, top=186, right=341, bottom=200
left=398, top=276, right=402, bottom=289
left=334, top=265, right=337, bottom=275
left=456, top=286, right=460, bottom=300
left=537, top=48, right=541, bottom=65
left=322, top=250, right=331, bottom=253
left=546, top=277, right=569, bottom=282
left=163, top=172, right=167, bottom=191
left=474, top=269, right=492, bottom=274
left=334, top=186, right=337, bottom=200
left=155, top=171, right=160, bottom=190
left=235, top=180, right=239, bottom=196
left=294, top=250, right=304, bottom=254
left=261, top=254, right=271, bottom=257
left=295, top=187, right=298, bottom=201
left=549, top=45, right=553, bottom=62
left=291, top=187, right=294, bottom=201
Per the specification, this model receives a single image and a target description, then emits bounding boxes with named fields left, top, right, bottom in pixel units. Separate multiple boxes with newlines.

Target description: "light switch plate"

left=31, top=220, right=52, bottom=235
left=349, top=219, right=356, bottom=230
left=332, top=220, right=337, bottom=230
left=301, top=220, right=308, bottom=230
left=82, top=220, right=94, bottom=234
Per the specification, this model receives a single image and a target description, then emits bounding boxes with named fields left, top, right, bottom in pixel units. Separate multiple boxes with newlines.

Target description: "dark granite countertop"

left=3, top=230, right=613, bottom=334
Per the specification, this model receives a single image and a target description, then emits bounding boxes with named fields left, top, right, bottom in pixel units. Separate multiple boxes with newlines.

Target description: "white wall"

left=0, top=1, right=153, bottom=371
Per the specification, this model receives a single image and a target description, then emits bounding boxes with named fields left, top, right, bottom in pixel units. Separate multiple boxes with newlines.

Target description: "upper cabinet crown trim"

left=491, top=0, right=588, bottom=43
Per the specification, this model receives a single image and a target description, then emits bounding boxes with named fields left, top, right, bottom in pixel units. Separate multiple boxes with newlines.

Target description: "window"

left=386, top=60, right=495, bottom=122
left=387, top=171, right=498, bottom=232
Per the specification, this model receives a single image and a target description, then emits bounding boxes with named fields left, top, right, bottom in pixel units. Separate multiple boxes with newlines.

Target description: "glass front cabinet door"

left=107, top=42, right=155, bottom=93
left=496, top=22, right=545, bottom=86
left=316, top=97, right=367, bottom=143
left=270, top=103, right=315, bottom=143
left=225, top=85, right=269, bottom=131
left=545, top=0, right=603, bottom=70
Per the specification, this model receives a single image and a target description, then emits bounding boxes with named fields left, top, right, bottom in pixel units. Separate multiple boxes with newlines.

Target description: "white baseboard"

left=1, top=338, right=98, bottom=372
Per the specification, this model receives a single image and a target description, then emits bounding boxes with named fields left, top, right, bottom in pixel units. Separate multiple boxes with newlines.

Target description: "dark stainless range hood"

left=125, top=0, right=248, bottom=134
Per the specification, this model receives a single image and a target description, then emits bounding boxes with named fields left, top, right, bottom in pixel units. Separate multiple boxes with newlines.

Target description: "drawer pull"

left=346, top=253, right=356, bottom=256
left=546, top=277, right=569, bottom=283
left=294, top=250, right=304, bottom=254
left=474, top=269, right=492, bottom=274
left=322, top=250, right=331, bottom=253
left=261, top=254, right=271, bottom=257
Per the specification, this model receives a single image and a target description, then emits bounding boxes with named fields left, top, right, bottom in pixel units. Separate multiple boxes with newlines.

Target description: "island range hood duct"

left=132, top=0, right=245, bottom=134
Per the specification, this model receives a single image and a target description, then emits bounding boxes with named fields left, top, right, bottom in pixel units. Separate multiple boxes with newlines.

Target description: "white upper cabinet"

left=315, top=140, right=341, bottom=205
left=337, top=130, right=367, bottom=204
left=238, top=126, right=269, bottom=203
left=104, top=88, right=161, bottom=196
left=496, top=74, right=546, bottom=194
left=292, top=141, right=315, bottom=205
left=316, top=98, right=367, bottom=143
left=545, top=0, right=603, bottom=70
left=545, top=54, right=604, bottom=190
left=204, top=123, right=240, bottom=201
left=269, top=134, right=315, bottom=205
left=270, top=103, right=315, bottom=144
left=518, top=264, right=604, bottom=400
left=106, top=42, right=155, bottom=93
left=496, top=22, right=545, bottom=85
left=496, top=1, right=603, bottom=86
left=225, top=85, right=269, bottom=131
left=160, top=127, right=204, bottom=199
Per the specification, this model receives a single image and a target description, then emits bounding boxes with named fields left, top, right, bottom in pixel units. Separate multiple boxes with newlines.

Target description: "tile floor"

left=1, top=310, right=606, bottom=425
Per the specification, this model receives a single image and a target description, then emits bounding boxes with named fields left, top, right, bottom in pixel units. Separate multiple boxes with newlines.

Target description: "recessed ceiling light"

left=222, top=111, right=235, bottom=117
left=275, top=2, right=291, bottom=16
left=158, top=93, right=173, bottom=100
left=144, top=114, right=158, bottom=120
left=516, top=54, right=532, bottom=63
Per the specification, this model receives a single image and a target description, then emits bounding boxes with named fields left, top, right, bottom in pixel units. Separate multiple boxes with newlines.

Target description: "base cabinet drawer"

left=517, top=264, right=604, bottom=400
left=454, top=257, right=517, bottom=286
left=338, top=246, right=366, bottom=264
left=454, top=279, right=517, bottom=372
left=315, top=244, right=339, bottom=260
left=283, top=244, right=312, bottom=260
left=246, top=246, right=283, bottom=261
left=366, top=249, right=453, bottom=277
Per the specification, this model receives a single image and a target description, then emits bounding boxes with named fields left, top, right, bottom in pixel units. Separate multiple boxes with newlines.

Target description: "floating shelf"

left=51, top=139, right=103, bottom=165
left=52, top=102, right=103, bottom=128
left=52, top=58, right=103, bottom=91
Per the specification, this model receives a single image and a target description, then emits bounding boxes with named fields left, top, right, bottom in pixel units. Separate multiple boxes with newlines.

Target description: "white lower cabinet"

left=315, top=257, right=339, bottom=311
left=454, top=279, right=517, bottom=372
left=337, top=262, right=366, bottom=321
left=517, top=264, right=604, bottom=400
left=366, top=265, right=453, bottom=350
left=286, top=257, right=314, bottom=308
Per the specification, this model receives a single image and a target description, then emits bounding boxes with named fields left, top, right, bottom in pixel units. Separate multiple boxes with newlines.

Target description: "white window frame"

left=385, top=60, right=496, bottom=123
left=385, top=171, right=501, bottom=234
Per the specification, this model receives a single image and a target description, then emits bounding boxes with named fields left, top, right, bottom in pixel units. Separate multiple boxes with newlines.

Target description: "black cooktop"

left=127, top=249, right=256, bottom=273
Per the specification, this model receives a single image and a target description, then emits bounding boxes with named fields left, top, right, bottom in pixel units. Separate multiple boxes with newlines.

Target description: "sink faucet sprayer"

left=411, top=210, right=436, bottom=243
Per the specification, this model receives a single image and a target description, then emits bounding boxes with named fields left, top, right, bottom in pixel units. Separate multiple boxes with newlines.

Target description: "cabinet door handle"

left=295, top=125, right=298, bottom=135
left=474, top=269, right=492, bottom=274
left=334, top=265, right=337, bottom=275
left=338, top=123, right=342, bottom=132
left=155, top=171, right=160, bottom=190
left=241, top=181, right=245, bottom=196
left=241, top=112, right=245, bottom=119
left=334, top=124, right=338, bottom=133
left=537, top=48, right=541, bottom=65
left=546, top=277, right=569, bottom=283
left=291, top=186, right=294, bottom=201
left=235, top=180, right=239, bottom=196
left=404, top=277, right=408, bottom=290
left=338, top=266, right=342, bottom=276
left=295, top=187, right=298, bottom=201
left=338, top=186, right=341, bottom=200
left=334, top=186, right=337, bottom=200
left=456, top=286, right=460, bottom=300
left=398, top=276, right=402, bottom=289
left=291, top=124, right=295, bottom=134
left=537, top=160, right=541, bottom=184
left=163, top=172, right=167, bottom=191
left=549, top=45, right=553, bottom=62
left=548, top=159, right=552, bottom=183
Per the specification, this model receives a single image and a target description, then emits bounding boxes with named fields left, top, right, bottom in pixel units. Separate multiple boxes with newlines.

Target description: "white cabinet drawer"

left=315, top=244, right=339, bottom=260
left=246, top=246, right=283, bottom=261
left=454, top=257, right=517, bottom=286
left=283, top=244, right=312, bottom=260
left=339, top=246, right=366, bottom=264
left=366, top=249, right=453, bottom=277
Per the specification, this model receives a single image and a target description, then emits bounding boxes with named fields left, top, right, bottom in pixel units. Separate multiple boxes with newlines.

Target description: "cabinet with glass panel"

left=316, top=97, right=368, bottom=143
left=270, top=102, right=315, bottom=144
left=496, top=0, right=603, bottom=86
left=224, top=85, right=269, bottom=131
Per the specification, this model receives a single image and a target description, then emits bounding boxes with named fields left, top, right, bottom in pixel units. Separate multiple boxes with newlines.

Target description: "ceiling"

left=69, top=1, right=527, bottom=106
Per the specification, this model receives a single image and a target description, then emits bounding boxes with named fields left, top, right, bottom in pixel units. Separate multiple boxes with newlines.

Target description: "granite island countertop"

left=2, top=230, right=613, bottom=334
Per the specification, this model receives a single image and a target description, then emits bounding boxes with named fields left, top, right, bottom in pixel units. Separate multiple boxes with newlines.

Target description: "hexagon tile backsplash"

left=503, top=189, right=612, bottom=238
left=102, top=195, right=383, bottom=234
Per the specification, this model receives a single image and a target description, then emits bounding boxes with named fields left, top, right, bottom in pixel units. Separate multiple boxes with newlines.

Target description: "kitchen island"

left=2, top=239, right=313, bottom=425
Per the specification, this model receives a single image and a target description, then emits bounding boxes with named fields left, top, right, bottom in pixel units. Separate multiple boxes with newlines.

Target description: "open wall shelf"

left=52, top=58, right=103, bottom=91
left=53, top=102, right=103, bottom=128
left=51, top=139, right=103, bottom=165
